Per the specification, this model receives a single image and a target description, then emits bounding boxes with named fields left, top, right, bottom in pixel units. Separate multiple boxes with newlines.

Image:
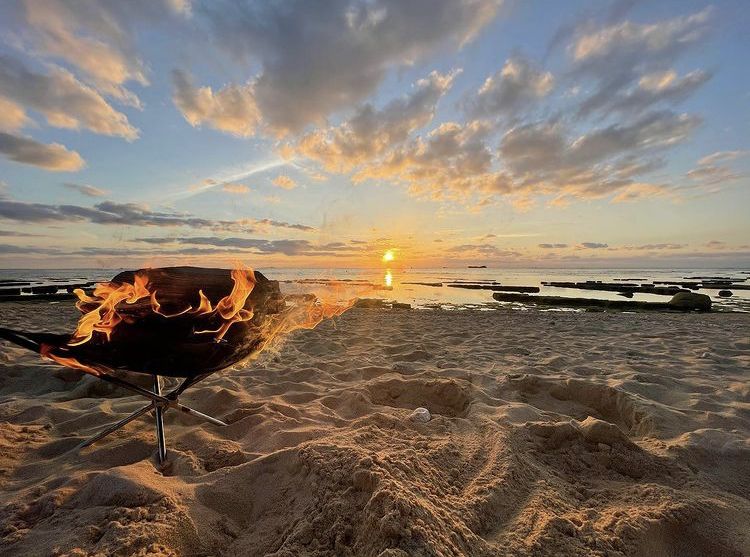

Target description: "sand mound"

left=1, top=303, right=749, bottom=556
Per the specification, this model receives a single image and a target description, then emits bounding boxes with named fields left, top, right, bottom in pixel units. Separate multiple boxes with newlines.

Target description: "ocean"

left=1, top=267, right=748, bottom=312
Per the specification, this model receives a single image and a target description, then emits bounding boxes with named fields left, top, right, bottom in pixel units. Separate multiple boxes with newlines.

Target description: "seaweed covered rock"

left=667, top=291, right=711, bottom=312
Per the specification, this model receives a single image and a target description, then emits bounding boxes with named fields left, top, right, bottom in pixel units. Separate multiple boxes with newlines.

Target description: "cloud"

left=199, top=0, right=501, bottom=133
left=18, top=0, right=189, bottom=105
left=0, top=243, right=59, bottom=255
left=623, top=243, right=685, bottom=250
left=303, top=109, right=695, bottom=208
left=289, top=51, right=699, bottom=209
left=685, top=150, right=746, bottom=189
left=0, top=55, right=139, bottom=140
left=600, top=69, right=712, bottom=115
left=0, top=132, right=85, bottom=171
left=171, top=70, right=260, bottom=137
left=0, top=96, right=28, bottom=131
left=611, top=183, right=668, bottom=203
left=686, top=165, right=742, bottom=186
left=279, top=6, right=713, bottom=212
left=568, top=7, right=714, bottom=117
left=0, top=229, right=41, bottom=237
left=253, top=218, right=313, bottom=232
left=445, top=243, right=521, bottom=258
left=63, top=183, right=109, bottom=197
left=570, top=7, right=712, bottom=67
left=354, top=120, right=510, bottom=201
left=577, top=242, right=608, bottom=249
left=697, top=150, right=749, bottom=166
left=538, top=243, right=568, bottom=249
left=289, top=70, right=458, bottom=172
left=0, top=197, right=315, bottom=232
left=272, top=175, right=297, bottom=190
left=222, top=183, right=250, bottom=195
left=135, top=236, right=365, bottom=257
left=468, top=55, right=553, bottom=118
left=498, top=110, right=699, bottom=204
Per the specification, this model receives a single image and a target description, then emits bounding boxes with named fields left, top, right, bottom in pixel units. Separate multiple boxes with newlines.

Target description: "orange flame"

left=69, top=273, right=151, bottom=345
left=69, top=267, right=258, bottom=347
left=40, top=344, right=106, bottom=376
left=194, top=268, right=256, bottom=340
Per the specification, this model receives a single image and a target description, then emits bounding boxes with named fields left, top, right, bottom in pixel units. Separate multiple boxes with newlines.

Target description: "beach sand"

left=1, top=300, right=749, bottom=556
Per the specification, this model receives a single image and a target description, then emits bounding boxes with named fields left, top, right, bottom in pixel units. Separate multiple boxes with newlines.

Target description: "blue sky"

left=0, top=0, right=748, bottom=268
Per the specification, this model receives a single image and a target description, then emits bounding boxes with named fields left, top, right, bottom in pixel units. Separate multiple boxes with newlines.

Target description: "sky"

left=0, top=0, right=748, bottom=269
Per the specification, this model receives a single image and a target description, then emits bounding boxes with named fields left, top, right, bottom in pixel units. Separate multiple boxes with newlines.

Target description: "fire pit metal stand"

left=74, top=371, right=228, bottom=464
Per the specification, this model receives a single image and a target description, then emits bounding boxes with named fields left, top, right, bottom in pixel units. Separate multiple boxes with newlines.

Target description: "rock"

left=667, top=291, right=711, bottom=312
left=409, top=407, right=431, bottom=423
left=391, top=302, right=411, bottom=309
left=718, top=290, right=733, bottom=298
left=617, top=291, right=634, bottom=298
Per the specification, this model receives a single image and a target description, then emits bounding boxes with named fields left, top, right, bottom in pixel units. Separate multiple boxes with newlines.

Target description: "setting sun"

left=382, top=250, right=395, bottom=263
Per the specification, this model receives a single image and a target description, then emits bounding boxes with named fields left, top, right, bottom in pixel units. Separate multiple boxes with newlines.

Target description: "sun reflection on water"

left=384, top=270, right=392, bottom=288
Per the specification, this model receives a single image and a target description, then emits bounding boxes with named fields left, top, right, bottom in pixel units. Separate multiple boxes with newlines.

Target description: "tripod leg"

left=174, top=403, right=228, bottom=426
left=75, top=403, right=154, bottom=450
left=153, top=376, right=167, bottom=464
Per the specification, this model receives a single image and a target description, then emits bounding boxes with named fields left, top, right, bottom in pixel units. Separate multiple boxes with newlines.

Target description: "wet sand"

left=1, top=301, right=749, bottom=556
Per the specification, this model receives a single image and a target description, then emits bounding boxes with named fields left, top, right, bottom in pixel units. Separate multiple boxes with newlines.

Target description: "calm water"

left=1, top=267, right=748, bottom=312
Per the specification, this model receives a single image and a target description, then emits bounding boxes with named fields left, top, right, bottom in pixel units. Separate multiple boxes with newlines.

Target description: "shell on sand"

left=409, top=407, right=432, bottom=422
left=0, top=302, right=749, bottom=556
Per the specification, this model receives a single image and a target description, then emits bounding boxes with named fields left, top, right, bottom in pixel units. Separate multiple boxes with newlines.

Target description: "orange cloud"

left=222, top=183, right=250, bottom=195
left=272, top=175, right=297, bottom=190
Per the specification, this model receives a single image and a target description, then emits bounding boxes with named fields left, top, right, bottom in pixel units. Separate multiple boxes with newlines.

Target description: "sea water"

left=1, top=267, right=748, bottom=312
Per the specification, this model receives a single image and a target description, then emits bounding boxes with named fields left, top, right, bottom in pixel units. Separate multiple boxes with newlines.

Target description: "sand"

left=0, top=300, right=749, bottom=556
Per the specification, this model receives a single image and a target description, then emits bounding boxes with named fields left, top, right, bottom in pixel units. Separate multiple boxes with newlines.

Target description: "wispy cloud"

left=167, top=158, right=290, bottom=202
left=0, top=197, right=315, bottom=232
left=63, top=183, right=109, bottom=197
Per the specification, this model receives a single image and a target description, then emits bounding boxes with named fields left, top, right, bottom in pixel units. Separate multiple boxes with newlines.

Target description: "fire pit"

left=0, top=266, right=337, bottom=464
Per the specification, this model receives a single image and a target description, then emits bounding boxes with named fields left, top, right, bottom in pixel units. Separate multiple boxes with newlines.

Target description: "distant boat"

left=467, top=265, right=487, bottom=268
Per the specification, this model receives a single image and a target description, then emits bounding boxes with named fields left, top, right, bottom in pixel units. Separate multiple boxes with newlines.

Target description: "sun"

left=382, top=249, right=395, bottom=263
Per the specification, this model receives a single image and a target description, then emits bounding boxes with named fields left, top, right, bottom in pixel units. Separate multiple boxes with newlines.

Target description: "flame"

left=40, top=344, right=106, bottom=376
left=194, top=268, right=256, bottom=340
left=253, top=293, right=355, bottom=357
left=69, top=273, right=151, bottom=345
left=150, top=291, right=192, bottom=318
left=195, top=290, right=213, bottom=313
left=69, top=267, right=258, bottom=347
